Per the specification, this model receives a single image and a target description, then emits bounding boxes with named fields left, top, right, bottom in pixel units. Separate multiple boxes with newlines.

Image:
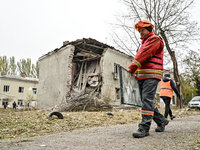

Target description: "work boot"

left=132, top=129, right=149, bottom=138
left=171, top=115, right=175, bottom=120
left=155, top=119, right=169, bottom=132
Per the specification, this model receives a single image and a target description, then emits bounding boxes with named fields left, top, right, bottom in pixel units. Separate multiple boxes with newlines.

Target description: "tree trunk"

left=160, top=30, right=182, bottom=109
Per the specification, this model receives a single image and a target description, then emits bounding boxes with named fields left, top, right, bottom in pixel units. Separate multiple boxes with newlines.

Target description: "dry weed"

left=0, top=107, right=199, bottom=140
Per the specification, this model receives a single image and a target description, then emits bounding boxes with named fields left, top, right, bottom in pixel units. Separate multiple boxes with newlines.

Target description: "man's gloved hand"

left=128, top=63, right=137, bottom=73
left=128, top=69, right=135, bottom=76
left=128, top=69, right=134, bottom=73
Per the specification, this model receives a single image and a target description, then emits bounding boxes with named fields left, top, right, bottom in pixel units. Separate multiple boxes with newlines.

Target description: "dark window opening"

left=18, top=99, right=23, bottom=106
left=18, top=87, right=24, bottom=93
left=114, top=64, right=119, bottom=74
left=2, top=101, right=8, bottom=106
left=3, top=85, right=10, bottom=92
left=32, top=88, right=37, bottom=94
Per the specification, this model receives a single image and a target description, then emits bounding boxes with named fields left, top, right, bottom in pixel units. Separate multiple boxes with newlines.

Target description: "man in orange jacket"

left=160, top=73, right=180, bottom=120
left=129, top=19, right=169, bottom=138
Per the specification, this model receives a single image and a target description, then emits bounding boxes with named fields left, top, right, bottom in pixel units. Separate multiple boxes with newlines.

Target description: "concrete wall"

left=38, top=45, right=74, bottom=109
left=101, top=48, right=133, bottom=106
left=0, top=78, right=38, bottom=108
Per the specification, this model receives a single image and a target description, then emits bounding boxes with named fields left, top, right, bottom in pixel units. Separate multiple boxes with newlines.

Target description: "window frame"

left=114, top=63, right=119, bottom=74
left=32, top=88, right=37, bottom=94
left=18, top=99, right=23, bottom=106
left=18, top=87, right=24, bottom=93
left=3, top=85, right=10, bottom=92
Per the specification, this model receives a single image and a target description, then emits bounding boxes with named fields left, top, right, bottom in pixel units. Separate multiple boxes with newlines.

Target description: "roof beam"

left=76, top=47, right=101, bottom=56
left=83, top=43, right=105, bottom=50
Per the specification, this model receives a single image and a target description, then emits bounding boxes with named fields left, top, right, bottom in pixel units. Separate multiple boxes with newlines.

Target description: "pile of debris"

left=47, top=85, right=112, bottom=119
left=58, top=83, right=111, bottom=112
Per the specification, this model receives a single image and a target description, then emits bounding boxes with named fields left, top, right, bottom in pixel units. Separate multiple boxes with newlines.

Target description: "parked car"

left=188, top=96, right=200, bottom=109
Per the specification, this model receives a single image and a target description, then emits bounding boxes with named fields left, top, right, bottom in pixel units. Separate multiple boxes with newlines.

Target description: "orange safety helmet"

left=135, top=19, right=154, bottom=31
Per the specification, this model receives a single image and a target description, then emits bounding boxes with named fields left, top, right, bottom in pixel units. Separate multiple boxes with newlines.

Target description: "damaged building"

left=38, top=38, right=141, bottom=109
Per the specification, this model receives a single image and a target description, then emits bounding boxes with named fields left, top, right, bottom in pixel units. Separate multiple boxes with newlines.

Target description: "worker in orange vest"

left=160, top=73, right=180, bottom=120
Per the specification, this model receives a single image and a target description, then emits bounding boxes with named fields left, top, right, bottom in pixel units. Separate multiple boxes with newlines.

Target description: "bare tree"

left=112, top=0, right=199, bottom=108
left=183, top=50, right=200, bottom=96
left=24, top=93, right=33, bottom=108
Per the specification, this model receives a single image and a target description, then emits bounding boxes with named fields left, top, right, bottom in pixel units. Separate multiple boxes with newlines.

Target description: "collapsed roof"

left=68, top=38, right=113, bottom=62
left=39, top=38, right=130, bottom=61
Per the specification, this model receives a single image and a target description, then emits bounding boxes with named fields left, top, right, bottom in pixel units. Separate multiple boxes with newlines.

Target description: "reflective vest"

left=159, top=81, right=173, bottom=98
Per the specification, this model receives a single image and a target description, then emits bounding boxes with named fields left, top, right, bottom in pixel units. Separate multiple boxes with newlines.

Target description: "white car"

left=188, top=96, right=200, bottom=109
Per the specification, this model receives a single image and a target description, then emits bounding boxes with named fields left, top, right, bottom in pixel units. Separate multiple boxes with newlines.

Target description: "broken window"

left=119, top=67, right=142, bottom=106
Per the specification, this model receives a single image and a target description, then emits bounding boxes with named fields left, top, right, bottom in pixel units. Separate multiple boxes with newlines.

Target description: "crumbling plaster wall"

left=101, top=48, right=133, bottom=106
left=38, top=45, right=75, bottom=109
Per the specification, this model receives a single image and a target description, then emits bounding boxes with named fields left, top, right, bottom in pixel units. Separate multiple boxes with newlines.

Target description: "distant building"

left=38, top=38, right=141, bottom=109
left=0, top=74, right=39, bottom=108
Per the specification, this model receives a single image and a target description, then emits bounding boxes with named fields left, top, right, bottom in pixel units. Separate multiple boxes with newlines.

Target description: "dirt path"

left=1, top=115, right=200, bottom=150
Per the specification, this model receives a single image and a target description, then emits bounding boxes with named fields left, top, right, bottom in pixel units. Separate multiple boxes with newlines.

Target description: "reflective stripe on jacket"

left=128, top=31, right=164, bottom=80
left=159, top=81, right=173, bottom=98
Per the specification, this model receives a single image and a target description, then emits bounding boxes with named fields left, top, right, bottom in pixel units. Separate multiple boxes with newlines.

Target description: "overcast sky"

left=0, top=0, right=199, bottom=64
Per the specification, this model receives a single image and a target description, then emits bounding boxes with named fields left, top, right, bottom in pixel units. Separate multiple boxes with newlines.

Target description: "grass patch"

left=0, top=107, right=199, bottom=140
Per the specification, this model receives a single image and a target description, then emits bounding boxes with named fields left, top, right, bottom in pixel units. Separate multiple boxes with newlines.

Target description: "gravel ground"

left=1, top=115, right=200, bottom=150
